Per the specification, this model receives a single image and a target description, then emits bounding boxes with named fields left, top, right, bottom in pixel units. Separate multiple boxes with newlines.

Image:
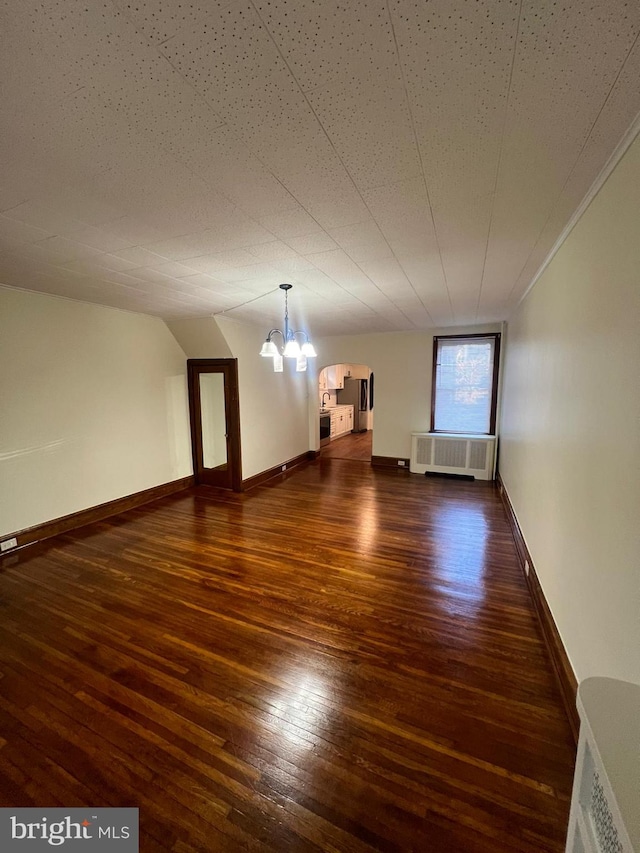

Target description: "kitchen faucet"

left=321, top=392, right=331, bottom=408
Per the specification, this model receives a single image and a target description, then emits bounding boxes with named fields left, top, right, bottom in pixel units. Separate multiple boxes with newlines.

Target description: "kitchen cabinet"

left=346, top=408, right=354, bottom=432
left=341, top=363, right=369, bottom=380
left=324, top=363, right=369, bottom=389
left=329, top=405, right=353, bottom=439
left=325, top=364, right=346, bottom=389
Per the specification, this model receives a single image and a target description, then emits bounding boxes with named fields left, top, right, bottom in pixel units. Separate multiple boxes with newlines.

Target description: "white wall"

left=316, top=325, right=500, bottom=458
left=166, top=315, right=312, bottom=480
left=165, top=316, right=232, bottom=358
left=215, top=317, right=311, bottom=479
left=500, top=134, right=640, bottom=685
left=0, top=288, right=192, bottom=536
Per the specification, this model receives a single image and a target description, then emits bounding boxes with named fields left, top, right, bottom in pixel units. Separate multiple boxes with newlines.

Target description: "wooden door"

left=187, top=359, right=242, bottom=490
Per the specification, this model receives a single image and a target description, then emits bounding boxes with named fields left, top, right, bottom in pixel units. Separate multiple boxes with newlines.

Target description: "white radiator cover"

left=410, top=432, right=496, bottom=480
left=565, top=677, right=639, bottom=853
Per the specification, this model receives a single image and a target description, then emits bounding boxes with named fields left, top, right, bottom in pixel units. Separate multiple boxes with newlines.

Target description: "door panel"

left=187, top=359, right=242, bottom=490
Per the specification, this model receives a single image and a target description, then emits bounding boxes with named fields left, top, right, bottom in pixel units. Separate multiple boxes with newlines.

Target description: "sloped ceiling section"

left=0, top=0, right=639, bottom=334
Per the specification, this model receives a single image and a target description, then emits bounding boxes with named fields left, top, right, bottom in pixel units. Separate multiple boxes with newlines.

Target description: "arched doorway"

left=318, top=363, right=373, bottom=461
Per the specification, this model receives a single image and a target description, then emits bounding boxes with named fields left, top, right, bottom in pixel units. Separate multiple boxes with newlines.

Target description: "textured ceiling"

left=1, top=0, right=639, bottom=335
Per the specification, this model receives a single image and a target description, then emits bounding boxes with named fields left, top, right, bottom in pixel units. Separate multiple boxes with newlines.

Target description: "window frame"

left=430, top=333, right=501, bottom=436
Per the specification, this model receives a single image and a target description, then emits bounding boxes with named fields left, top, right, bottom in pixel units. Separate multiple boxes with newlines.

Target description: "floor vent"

left=410, top=433, right=496, bottom=480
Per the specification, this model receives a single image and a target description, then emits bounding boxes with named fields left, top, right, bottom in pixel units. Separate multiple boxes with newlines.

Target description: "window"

left=431, top=334, right=500, bottom=435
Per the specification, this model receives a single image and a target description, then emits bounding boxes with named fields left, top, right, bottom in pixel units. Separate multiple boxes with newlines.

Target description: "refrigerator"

left=337, top=376, right=373, bottom=432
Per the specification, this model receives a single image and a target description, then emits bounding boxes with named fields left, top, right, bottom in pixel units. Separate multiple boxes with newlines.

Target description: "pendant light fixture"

left=259, top=284, right=317, bottom=372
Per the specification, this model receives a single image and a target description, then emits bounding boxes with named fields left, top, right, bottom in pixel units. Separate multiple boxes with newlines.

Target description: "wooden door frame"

left=187, top=358, right=242, bottom=491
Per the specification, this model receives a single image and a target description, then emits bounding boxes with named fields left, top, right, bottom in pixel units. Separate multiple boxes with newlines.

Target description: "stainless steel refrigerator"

left=337, top=376, right=373, bottom=432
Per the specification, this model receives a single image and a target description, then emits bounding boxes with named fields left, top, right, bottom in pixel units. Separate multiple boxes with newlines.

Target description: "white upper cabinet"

left=325, top=363, right=346, bottom=389
left=323, top=363, right=369, bottom=389
left=344, top=363, right=369, bottom=380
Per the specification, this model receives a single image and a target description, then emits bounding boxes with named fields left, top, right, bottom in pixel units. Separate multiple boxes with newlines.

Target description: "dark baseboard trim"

left=371, top=455, right=411, bottom=470
left=496, top=473, right=579, bottom=743
left=1, top=476, right=195, bottom=555
left=242, top=450, right=316, bottom=491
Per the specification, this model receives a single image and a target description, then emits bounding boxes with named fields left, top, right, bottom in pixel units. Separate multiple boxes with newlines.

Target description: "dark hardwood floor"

left=0, top=460, right=575, bottom=852
left=321, top=430, right=373, bottom=460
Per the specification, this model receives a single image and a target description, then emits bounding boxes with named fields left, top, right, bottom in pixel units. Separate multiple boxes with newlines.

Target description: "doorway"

left=187, top=359, right=242, bottom=490
left=321, top=431, right=373, bottom=461
left=318, top=363, right=373, bottom=462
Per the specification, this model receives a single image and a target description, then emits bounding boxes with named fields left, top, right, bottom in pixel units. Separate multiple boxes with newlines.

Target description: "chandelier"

left=259, top=284, right=317, bottom=372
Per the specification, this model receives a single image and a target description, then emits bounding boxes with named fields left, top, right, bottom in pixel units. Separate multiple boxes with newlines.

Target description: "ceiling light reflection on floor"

left=356, top=502, right=378, bottom=553
left=269, top=672, right=328, bottom=751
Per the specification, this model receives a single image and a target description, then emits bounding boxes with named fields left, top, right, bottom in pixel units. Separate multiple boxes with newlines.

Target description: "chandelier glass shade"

left=259, top=284, right=317, bottom=372
left=259, top=340, right=279, bottom=357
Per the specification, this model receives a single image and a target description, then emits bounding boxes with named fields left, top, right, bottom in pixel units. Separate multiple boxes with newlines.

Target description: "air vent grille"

left=590, top=773, right=624, bottom=853
left=469, top=440, right=488, bottom=470
left=434, top=438, right=467, bottom=468
left=415, top=436, right=432, bottom=465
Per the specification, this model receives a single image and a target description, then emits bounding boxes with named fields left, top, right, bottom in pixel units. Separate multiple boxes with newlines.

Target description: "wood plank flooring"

left=0, top=460, right=575, bottom=852
left=321, top=430, right=373, bottom=461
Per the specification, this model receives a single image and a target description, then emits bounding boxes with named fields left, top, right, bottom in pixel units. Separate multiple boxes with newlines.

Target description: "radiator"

left=410, top=432, right=496, bottom=480
left=565, top=677, right=639, bottom=853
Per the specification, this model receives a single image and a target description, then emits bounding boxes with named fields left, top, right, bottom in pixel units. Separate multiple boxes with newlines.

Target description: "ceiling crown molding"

left=519, top=107, right=640, bottom=308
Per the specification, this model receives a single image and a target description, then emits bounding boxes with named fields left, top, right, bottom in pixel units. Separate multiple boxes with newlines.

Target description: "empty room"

left=0, top=1, right=638, bottom=851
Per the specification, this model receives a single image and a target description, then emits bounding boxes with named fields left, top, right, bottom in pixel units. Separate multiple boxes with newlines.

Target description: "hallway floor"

left=321, top=429, right=373, bottom=461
